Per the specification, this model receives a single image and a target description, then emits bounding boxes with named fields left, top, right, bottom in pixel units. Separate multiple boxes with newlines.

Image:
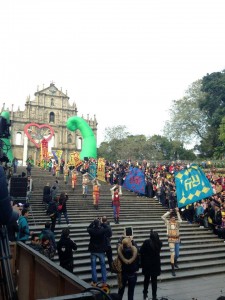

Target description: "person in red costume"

left=112, top=188, right=120, bottom=224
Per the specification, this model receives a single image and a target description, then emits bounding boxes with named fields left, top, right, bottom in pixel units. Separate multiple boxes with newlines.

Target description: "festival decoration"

left=97, top=158, right=106, bottom=182
left=66, top=116, right=97, bottom=160
left=123, top=166, right=146, bottom=194
left=67, top=152, right=83, bottom=168
left=0, top=111, right=13, bottom=162
left=41, top=139, right=49, bottom=159
left=175, top=164, right=213, bottom=208
left=24, top=123, right=54, bottom=148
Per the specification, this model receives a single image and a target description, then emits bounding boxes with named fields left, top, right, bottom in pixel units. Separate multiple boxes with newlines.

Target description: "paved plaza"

left=110, top=273, right=225, bottom=300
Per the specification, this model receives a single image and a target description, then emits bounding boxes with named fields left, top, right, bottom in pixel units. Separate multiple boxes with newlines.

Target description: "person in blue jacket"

left=17, top=208, right=32, bottom=243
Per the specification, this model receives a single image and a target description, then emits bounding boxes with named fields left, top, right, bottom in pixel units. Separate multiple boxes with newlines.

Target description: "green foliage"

left=163, top=80, right=208, bottom=145
left=164, top=71, right=225, bottom=158
left=98, top=130, right=196, bottom=161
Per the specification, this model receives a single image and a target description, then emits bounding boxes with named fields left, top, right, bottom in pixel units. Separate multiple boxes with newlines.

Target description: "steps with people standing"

left=13, top=166, right=225, bottom=286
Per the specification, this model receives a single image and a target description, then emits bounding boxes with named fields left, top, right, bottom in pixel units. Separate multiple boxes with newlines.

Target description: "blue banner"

left=52, top=150, right=58, bottom=162
left=123, top=167, right=146, bottom=194
left=175, top=164, right=213, bottom=208
left=89, top=163, right=97, bottom=180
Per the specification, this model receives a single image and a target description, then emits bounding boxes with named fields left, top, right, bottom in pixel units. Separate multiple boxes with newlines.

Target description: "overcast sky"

left=1, top=0, right=225, bottom=146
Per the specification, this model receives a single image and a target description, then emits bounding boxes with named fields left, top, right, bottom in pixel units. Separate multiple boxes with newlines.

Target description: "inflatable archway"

left=0, top=111, right=13, bottom=162
left=66, top=116, right=97, bottom=160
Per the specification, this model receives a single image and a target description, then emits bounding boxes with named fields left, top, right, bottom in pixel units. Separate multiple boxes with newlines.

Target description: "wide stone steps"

left=14, top=166, right=225, bottom=286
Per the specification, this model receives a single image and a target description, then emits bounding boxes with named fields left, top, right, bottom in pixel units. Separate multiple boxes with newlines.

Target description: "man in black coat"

left=42, top=182, right=51, bottom=210
left=57, top=228, right=77, bottom=273
left=46, top=198, right=58, bottom=232
left=87, top=218, right=110, bottom=287
left=140, top=230, right=163, bottom=300
left=101, top=216, right=113, bottom=272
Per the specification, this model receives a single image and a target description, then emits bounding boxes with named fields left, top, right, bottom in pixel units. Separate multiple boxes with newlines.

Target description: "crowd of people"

left=3, top=155, right=225, bottom=300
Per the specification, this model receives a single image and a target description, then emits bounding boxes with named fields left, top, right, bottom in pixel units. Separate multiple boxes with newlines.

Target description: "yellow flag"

left=97, top=158, right=106, bottom=182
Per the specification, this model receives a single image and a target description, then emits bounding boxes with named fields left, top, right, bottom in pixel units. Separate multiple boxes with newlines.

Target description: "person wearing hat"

left=57, top=228, right=77, bottom=273
left=140, top=229, right=163, bottom=300
left=161, top=207, right=182, bottom=276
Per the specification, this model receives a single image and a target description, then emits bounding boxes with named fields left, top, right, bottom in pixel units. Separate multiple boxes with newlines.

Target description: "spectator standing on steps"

left=57, top=228, right=77, bottom=273
left=101, top=216, right=113, bottom=272
left=161, top=207, right=182, bottom=276
left=46, top=197, right=58, bottom=232
left=42, top=182, right=51, bottom=210
left=117, top=237, right=139, bottom=300
left=26, top=162, right=32, bottom=176
left=57, top=192, right=71, bottom=226
left=140, top=229, right=163, bottom=300
left=50, top=180, right=59, bottom=201
left=87, top=218, right=109, bottom=288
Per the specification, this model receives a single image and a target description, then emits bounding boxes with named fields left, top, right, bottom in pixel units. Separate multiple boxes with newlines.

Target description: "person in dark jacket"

left=87, top=218, right=110, bottom=287
left=117, top=237, right=139, bottom=300
left=7, top=216, right=19, bottom=242
left=101, top=216, right=113, bottom=272
left=42, top=182, right=51, bottom=210
left=140, top=229, right=163, bottom=300
left=40, top=221, right=56, bottom=250
left=46, top=198, right=58, bottom=232
left=29, top=233, right=42, bottom=251
left=57, top=228, right=77, bottom=273
left=57, top=192, right=70, bottom=226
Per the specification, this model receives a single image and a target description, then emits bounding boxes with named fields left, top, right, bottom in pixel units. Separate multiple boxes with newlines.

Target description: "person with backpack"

left=57, top=228, right=77, bottom=273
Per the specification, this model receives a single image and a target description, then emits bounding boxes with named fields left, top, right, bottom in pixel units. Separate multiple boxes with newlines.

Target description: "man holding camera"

left=87, top=217, right=111, bottom=287
left=161, top=207, right=182, bottom=276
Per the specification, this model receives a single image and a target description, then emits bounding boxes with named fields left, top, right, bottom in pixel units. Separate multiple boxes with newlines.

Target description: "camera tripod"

left=0, top=226, right=18, bottom=300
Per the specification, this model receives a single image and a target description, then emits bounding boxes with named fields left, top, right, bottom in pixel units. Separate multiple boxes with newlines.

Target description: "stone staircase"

left=13, top=166, right=225, bottom=287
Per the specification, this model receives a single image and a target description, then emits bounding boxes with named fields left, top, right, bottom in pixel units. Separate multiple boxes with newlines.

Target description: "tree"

left=103, top=125, right=130, bottom=142
left=163, top=80, right=208, bottom=145
left=196, top=71, right=225, bottom=157
left=98, top=130, right=196, bottom=162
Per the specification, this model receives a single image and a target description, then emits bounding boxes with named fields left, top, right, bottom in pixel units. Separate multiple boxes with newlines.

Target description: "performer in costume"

left=64, top=165, right=70, bottom=184
left=92, top=178, right=101, bottom=210
left=71, top=169, right=78, bottom=190
left=161, top=207, right=182, bottom=276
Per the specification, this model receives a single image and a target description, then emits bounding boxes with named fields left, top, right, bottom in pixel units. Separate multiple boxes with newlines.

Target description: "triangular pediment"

left=34, top=83, right=68, bottom=98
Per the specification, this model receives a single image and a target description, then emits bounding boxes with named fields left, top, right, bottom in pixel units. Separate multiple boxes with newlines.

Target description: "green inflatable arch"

left=66, top=116, right=97, bottom=160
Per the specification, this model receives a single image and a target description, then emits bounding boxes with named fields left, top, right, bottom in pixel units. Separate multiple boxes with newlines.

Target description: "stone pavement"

left=110, top=273, right=225, bottom=300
